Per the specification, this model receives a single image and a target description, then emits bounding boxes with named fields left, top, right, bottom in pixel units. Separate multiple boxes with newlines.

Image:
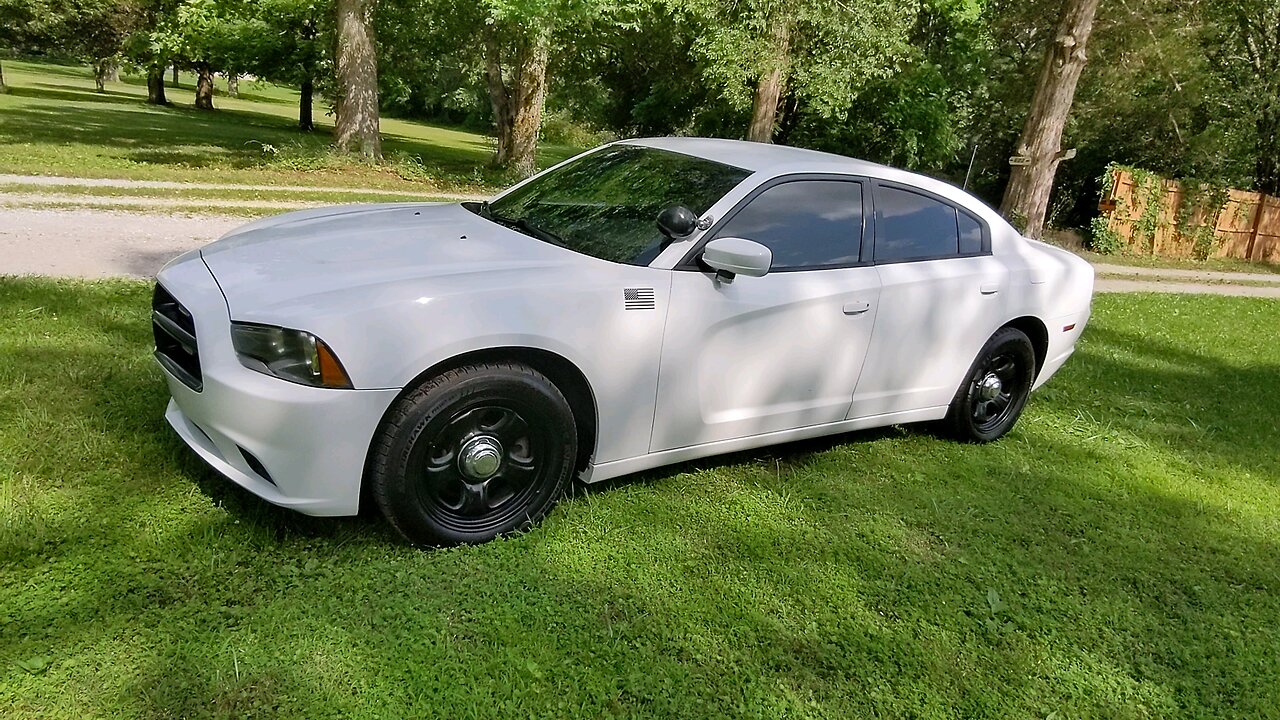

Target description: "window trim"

left=675, top=173, right=872, bottom=273
left=869, top=180, right=992, bottom=266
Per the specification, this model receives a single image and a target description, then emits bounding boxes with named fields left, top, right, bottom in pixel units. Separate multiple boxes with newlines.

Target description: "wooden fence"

left=1098, top=168, right=1280, bottom=263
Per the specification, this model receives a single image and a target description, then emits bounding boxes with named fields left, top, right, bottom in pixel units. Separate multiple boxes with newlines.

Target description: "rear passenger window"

left=712, top=180, right=863, bottom=270
left=874, top=186, right=960, bottom=263
left=959, top=211, right=984, bottom=254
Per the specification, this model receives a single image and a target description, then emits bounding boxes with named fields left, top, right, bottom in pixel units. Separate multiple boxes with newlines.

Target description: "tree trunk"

left=999, top=0, right=1101, bottom=238
left=107, top=62, right=119, bottom=82
left=299, top=76, right=315, bottom=131
left=171, top=65, right=179, bottom=87
left=0, top=59, right=8, bottom=94
left=227, top=73, right=239, bottom=98
left=94, top=59, right=111, bottom=92
left=1257, top=99, right=1280, bottom=196
left=334, top=0, right=382, bottom=159
left=484, top=26, right=550, bottom=176
left=746, top=22, right=791, bottom=143
left=774, top=86, right=802, bottom=146
left=146, top=67, right=168, bottom=105
left=194, top=63, right=215, bottom=110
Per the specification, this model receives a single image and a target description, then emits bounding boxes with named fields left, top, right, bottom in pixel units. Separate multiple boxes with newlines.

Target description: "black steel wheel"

left=942, top=327, right=1036, bottom=443
left=369, top=362, right=577, bottom=546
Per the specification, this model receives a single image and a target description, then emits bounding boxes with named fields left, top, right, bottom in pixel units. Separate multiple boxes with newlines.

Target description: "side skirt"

left=581, top=405, right=949, bottom=483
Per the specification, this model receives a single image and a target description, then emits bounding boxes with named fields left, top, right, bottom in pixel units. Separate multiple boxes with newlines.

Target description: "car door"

left=848, top=181, right=1009, bottom=419
left=650, top=177, right=882, bottom=452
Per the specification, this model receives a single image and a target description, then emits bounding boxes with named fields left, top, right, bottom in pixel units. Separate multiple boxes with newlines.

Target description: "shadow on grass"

left=4, top=84, right=144, bottom=107
left=0, top=63, right=573, bottom=181
left=0, top=280, right=1277, bottom=717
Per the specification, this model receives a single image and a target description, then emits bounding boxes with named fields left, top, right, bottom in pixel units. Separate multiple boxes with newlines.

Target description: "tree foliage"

left=3, top=0, right=1275, bottom=212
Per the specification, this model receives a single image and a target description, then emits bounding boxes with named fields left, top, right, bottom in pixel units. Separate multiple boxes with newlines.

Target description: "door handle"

left=980, top=284, right=1000, bottom=295
left=843, top=301, right=871, bottom=315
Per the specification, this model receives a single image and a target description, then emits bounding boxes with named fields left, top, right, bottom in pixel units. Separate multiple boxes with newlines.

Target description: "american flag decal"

left=623, top=287, right=656, bottom=310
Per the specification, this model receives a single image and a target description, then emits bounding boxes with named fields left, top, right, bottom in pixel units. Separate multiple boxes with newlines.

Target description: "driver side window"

left=711, top=179, right=865, bottom=271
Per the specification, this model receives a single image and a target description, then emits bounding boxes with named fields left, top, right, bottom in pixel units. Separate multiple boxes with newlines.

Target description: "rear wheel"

left=369, top=362, right=576, bottom=546
left=942, top=327, right=1036, bottom=443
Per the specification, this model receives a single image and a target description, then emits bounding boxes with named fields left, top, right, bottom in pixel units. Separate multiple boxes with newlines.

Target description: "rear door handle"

left=980, top=284, right=1000, bottom=295
left=843, top=301, right=871, bottom=315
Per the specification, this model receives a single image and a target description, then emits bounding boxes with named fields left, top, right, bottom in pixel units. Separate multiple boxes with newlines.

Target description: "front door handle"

left=980, top=284, right=1000, bottom=295
left=843, top=301, right=871, bottom=315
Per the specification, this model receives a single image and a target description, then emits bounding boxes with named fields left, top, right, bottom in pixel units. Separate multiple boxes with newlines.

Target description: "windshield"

left=482, top=145, right=750, bottom=265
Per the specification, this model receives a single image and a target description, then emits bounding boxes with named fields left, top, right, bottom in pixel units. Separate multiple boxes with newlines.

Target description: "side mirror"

left=657, top=205, right=699, bottom=239
left=701, top=237, right=772, bottom=278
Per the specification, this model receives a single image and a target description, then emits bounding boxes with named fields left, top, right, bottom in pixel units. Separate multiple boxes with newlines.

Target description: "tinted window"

left=874, top=186, right=960, bottom=262
left=959, top=211, right=983, bottom=254
left=712, top=180, right=863, bottom=270
left=485, top=146, right=749, bottom=265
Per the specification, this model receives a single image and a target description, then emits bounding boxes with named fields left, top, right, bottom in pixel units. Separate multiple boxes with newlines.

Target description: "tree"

left=469, top=0, right=621, bottom=175
left=334, top=0, right=381, bottom=158
left=165, top=0, right=230, bottom=109
left=64, top=0, right=143, bottom=92
left=482, top=18, right=550, bottom=175
left=682, top=0, right=914, bottom=144
left=746, top=21, right=789, bottom=142
left=212, top=0, right=327, bottom=130
left=375, top=0, right=490, bottom=127
left=1204, top=0, right=1280, bottom=194
left=780, top=0, right=989, bottom=172
left=0, top=0, right=38, bottom=93
left=999, top=0, right=1101, bottom=237
left=123, top=0, right=184, bottom=104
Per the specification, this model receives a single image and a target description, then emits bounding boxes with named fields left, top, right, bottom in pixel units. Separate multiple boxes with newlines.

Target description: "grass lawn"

left=0, top=59, right=578, bottom=193
left=2, top=285, right=1279, bottom=719
left=0, top=181, right=475, bottom=218
left=1077, top=249, right=1280, bottom=275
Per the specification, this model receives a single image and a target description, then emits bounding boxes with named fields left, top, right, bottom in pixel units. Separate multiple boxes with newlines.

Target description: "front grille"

left=152, top=284, right=202, bottom=391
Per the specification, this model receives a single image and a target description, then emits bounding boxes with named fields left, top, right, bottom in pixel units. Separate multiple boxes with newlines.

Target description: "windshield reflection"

left=482, top=145, right=750, bottom=265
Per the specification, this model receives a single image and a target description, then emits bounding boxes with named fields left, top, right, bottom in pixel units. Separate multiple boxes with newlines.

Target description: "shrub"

left=1089, top=216, right=1123, bottom=255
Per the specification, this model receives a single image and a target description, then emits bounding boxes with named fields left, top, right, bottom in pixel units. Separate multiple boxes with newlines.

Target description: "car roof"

left=621, top=136, right=894, bottom=176
left=620, top=136, right=1007, bottom=229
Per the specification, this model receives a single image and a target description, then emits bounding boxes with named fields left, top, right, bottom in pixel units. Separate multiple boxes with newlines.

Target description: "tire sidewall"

left=951, top=329, right=1036, bottom=442
left=374, top=366, right=576, bottom=546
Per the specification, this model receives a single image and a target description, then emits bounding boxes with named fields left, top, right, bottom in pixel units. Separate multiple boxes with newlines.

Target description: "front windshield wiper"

left=507, top=217, right=568, bottom=248
left=469, top=202, right=567, bottom=248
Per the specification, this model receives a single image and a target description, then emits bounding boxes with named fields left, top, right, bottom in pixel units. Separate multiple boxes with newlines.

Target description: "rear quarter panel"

left=996, top=233, right=1095, bottom=387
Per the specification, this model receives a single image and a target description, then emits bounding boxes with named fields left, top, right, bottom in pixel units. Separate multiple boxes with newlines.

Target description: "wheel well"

left=375, top=347, right=598, bottom=475
left=1003, top=316, right=1048, bottom=375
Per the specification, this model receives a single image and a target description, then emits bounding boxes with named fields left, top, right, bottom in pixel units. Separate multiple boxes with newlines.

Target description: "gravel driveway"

left=0, top=207, right=240, bottom=278
left=2, top=205, right=1280, bottom=297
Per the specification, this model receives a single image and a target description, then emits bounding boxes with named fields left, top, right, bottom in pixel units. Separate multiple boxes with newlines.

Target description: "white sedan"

left=153, top=137, right=1094, bottom=545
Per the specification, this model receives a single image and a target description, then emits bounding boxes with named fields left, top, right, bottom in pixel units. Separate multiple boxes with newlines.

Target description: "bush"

left=1089, top=216, right=1124, bottom=255
left=540, top=110, right=612, bottom=148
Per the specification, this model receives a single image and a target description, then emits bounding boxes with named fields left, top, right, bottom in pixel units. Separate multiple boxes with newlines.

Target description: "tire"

left=942, top=327, right=1037, bottom=443
left=369, top=362, right=577, bottom=546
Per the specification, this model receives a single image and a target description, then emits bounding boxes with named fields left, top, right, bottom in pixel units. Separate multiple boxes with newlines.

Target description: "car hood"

left=200, top=202, right=575, bottom=316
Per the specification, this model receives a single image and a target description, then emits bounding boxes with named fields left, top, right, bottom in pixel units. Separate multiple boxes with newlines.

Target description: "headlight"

left=230, top=323, right=353, bottom=388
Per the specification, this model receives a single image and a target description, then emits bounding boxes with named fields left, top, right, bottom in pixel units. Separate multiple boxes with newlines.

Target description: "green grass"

left=0, top=59, right=577, bottom=193
left=1, top=281, right=1279, bottom=719
left=1078, top=249, right=1280, bottom=275
left=0, top=199, right=298, bottom=218
left=0, top=182, right=471, bottom=202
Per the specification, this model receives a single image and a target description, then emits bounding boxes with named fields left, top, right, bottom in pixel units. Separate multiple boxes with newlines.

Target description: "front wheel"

left=942, top=327, right=1036, bottom=443
left=369, top=362, right=577, bottom=546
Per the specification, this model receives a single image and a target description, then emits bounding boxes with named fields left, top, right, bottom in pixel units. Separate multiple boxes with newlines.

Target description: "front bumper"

left=156, top=254, right=400, bottom=516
